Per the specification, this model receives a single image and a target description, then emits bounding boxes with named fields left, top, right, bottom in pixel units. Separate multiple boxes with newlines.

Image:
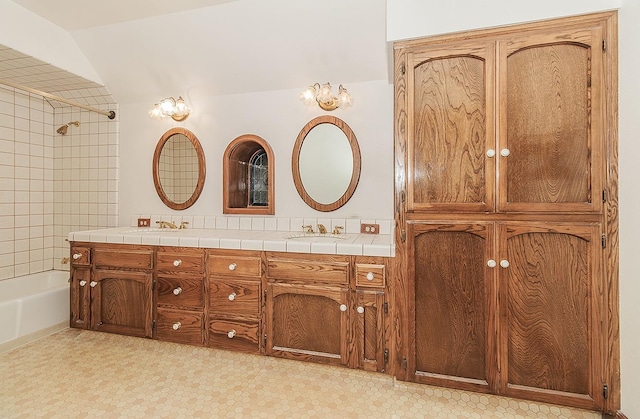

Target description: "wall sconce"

left=148, top=96, right=191, bottom=121
left=300, top=82, right=353, bottom=111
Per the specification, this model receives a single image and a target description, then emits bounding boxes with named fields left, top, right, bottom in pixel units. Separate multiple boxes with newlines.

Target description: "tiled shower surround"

left=0, top=85, right=118, bottom=280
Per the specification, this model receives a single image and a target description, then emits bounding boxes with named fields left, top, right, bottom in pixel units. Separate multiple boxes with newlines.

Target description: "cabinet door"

left=265, top=283, right=349, bottom=366
left=70, top=267, right=90, bottom=329
left=405, top=41, right=496, bottom=213
left=408, top=222, right=497, bottom=393
left=91, top=270, right=153, bottom=338
left=497, top=27, right=604, bottom=213
left=498, top=222, right=604, bottom=410
left=354, top=290, right=386, bottom=372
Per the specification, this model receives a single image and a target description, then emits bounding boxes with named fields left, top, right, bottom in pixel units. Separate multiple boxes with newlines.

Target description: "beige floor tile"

left=0, top=329, right=601, bottom=418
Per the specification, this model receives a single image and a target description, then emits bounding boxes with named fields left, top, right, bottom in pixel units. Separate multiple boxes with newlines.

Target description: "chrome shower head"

left=56, top=121, right=80, bottom=135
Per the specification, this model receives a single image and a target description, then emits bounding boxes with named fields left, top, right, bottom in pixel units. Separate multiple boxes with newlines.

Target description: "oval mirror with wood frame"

left=153, top=127, right=206, bottom=210
left=292, top=116, right=361, bottom=212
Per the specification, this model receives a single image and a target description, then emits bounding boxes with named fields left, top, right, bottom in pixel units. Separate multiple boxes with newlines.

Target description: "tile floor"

left=0, top=329, right=601, bottom=418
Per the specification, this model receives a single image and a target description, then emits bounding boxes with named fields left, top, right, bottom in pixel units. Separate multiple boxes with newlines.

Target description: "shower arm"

left=0, top=79, right=116, bottom=120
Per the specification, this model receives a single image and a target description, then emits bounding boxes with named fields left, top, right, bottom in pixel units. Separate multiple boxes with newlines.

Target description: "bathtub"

left=0, top=270, right=70, bottom=352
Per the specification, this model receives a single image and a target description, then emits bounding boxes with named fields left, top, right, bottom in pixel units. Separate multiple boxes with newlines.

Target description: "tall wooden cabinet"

left=394, top=12, right=618, bottom=413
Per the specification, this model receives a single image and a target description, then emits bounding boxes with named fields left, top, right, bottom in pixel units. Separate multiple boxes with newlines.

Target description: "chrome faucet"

left=302, top=225, right=314, bottom=234
left=156, top=220, right=178, bottom=229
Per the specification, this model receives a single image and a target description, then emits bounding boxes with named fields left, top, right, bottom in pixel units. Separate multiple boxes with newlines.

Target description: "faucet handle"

left=156, top=220, right=165, bottom=229
left=302, top=225, right=314, bottom=234
left=179, top=221, right=189, bottom=229
left=332, top=226, right=344, bottom=235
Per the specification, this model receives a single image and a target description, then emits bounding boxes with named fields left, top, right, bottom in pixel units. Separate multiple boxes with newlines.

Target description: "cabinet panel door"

left=70, top=267, right=90, bottom=329
left=91, top=270, right=153, bottom=338
left=354, top=290, right=385, bottom=372
left=265, top=283, right=348, bottom=366
left=499, top=223, right=603, bottom=409
left=408, top=223, right=497, bottom=393
left=498, top=27, right=604, bottom=212
left=406, top=42, right=495, bottom=213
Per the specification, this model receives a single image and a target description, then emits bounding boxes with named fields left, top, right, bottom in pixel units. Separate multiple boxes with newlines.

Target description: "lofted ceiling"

left=5, top=0, right=389, bottom=105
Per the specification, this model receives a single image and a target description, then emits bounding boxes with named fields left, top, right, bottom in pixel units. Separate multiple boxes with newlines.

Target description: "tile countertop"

left=68, top=227, right=395, bottom=257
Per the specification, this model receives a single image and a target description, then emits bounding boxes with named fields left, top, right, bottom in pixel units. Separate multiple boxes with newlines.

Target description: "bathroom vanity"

left=69, top=226, right=393, bottom=373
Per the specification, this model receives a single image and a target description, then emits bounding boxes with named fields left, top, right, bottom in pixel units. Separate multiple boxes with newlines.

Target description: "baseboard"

left=0, top=322, right=68, bottom=354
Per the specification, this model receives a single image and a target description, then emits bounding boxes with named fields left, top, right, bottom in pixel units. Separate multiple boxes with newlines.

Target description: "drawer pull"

left=339, top=304, right=347, bottom=312
left=500, top=259, right=510, bottom=268
left=227, top=329, right=236, bottom=338
left=357, top=306, right=365, bottom=314
left=228, top=263, right=237, bottom=271
left=172, top=322, right=181, bottom=330
left=72, top=253, right=83, bottom=260
left=487, top=259, right=497, bottom=268
left=228, top=292, right=236, bottom=301
left=173, top=259, right=182, bottom=267
left=79, top=280, right=87, bottom=287
left=173, top=287, right=183, bottom=295
left=90, top=281, right=97, bottom=288
left=366, top=272, right=375, bottom=281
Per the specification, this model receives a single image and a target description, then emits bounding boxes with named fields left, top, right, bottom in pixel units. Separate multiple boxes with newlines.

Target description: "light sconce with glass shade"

left=300, top=82, right=353, bottom=111
left=148, top=96, right=191, bottom=121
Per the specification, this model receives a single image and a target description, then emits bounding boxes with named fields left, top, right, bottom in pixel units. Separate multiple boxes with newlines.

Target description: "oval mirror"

left=292, top=116, right=361, bottom=211
left=152, top=127, right=206, bottom=210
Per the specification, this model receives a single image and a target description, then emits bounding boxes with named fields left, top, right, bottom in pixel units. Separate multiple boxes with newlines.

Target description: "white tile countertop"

left=68, top=227, right=395, bottom=257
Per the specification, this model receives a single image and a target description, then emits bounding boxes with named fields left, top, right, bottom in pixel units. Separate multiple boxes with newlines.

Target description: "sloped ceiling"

left=8, top=0, right=389, bottom=105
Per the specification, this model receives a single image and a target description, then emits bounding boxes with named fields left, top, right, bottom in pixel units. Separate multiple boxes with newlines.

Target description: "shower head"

left=56, top=121, right=80, bottom=135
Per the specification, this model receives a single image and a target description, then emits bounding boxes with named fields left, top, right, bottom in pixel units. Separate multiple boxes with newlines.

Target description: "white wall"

left=118, top=80, right=394, bottom=225
left=387, top=0, right=637, bottom=417
left=387, top=0, right=619, bottom=40
left=618, top=0, right=640, bottom=417
left=0, top=0, right=102, bottom=84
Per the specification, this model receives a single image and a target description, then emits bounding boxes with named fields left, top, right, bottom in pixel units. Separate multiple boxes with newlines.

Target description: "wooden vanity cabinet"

left=353, top=258, right=388, bottom=372
left=70, top=243, right=154, bottom=338
left=155, top=247, right=206, bottom=346
left=265, top=252, right=351, bottom=366
left=69, top=246, right=91, bottom=328
left=208, top=250, right=262, bottom=353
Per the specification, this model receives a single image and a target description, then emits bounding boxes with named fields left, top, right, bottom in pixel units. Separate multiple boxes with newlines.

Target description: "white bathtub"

left=0, top=270, right=70, bottom=352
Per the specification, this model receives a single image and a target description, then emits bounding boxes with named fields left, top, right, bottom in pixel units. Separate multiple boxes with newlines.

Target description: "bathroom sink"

left=285, top=234, right=346, bottom=243
left=121, top=228, right=180, bottom=233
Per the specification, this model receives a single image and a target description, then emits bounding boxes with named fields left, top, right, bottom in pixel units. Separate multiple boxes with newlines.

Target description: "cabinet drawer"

left=355, top=264, right=386, bottom=288
left=209, top=254, right=261, bottom=277
left=209, top=279, right=260, bottom=318
left=156, top=308, right=204, bottom=346
left=266, top=254, right=349, bottom=285
left=157, top=276, right=205, bottom=309
left=70, top=246, right=91, bottom=266
left=209, top=319, right=259, bottom=353
left=157, top=249, right=205, bottom=274
left=94, top=248, right=153, bottom=270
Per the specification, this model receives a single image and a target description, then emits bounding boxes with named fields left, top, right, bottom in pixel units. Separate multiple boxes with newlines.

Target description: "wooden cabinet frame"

left=394, top=11, right=619, bottom=414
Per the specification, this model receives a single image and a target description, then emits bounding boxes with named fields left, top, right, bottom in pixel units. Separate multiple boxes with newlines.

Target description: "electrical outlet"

left=137, top=218, right=151, bottom=227
left=360, top=223, right=380, bottom=234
